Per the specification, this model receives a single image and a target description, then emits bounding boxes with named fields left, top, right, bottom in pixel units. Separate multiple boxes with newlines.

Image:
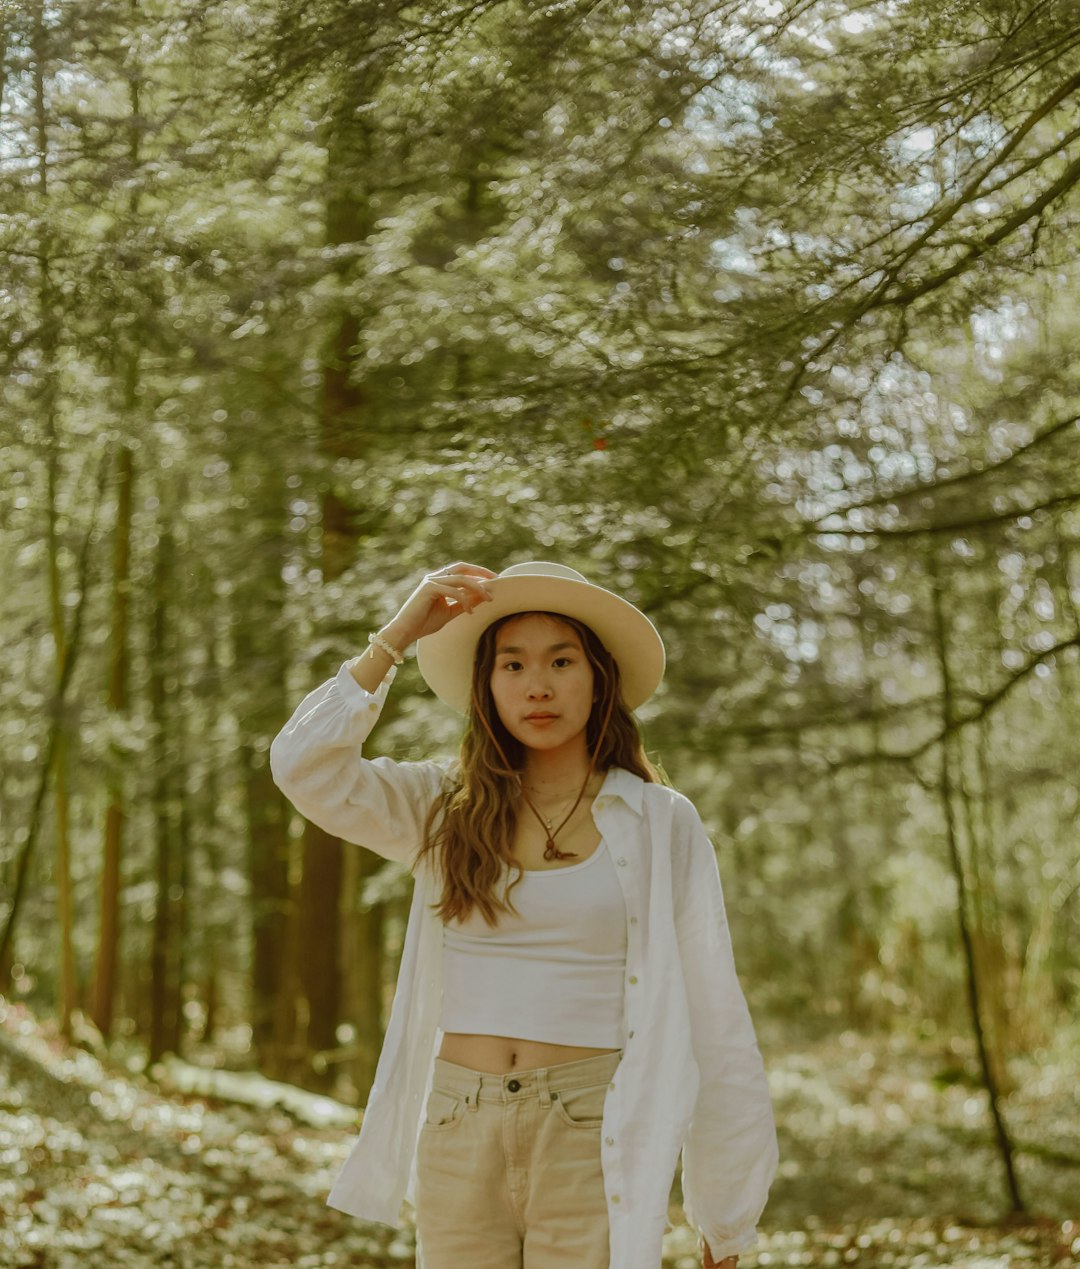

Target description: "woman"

left=269, top=560, right=778, bottom=1269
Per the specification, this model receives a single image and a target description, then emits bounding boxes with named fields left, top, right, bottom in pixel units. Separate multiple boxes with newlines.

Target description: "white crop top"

left=439, top=838, right=628, bottom=1047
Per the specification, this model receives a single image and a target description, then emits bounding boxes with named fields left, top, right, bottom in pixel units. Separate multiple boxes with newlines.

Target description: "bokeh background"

left=2, top=0, right=1078, bottom=1264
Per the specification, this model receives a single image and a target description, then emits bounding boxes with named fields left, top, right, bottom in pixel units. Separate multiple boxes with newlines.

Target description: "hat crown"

left=498, top=561, right=587, bottom=583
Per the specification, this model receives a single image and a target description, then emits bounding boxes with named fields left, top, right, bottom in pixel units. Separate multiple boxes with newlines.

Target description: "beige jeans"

left=414, top=1049, right=624, bottom=1268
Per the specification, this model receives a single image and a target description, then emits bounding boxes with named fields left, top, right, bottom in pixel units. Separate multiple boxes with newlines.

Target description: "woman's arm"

left=670, top=794, right=779, bottom=1264
left=270, top=562, right=497, bottom=868
left=269, top=657, right=447, bottom=868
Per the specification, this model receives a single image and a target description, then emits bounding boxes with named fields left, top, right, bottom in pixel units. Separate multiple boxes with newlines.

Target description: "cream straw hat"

left=415, top=561, right=665, bottom=715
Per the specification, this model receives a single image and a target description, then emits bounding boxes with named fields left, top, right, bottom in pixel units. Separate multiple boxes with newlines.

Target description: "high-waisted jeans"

left=414, top=1049, right=623, bottom=1269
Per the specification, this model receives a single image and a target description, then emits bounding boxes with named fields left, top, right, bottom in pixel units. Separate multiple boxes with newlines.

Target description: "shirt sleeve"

left=671, top=793, right=779, bottom=1262
left=268, top=657, right=451, bottom=870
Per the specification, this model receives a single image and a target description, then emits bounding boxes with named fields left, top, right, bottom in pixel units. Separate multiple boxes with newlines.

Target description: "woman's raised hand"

left=383, top=562, right=498, bottom=648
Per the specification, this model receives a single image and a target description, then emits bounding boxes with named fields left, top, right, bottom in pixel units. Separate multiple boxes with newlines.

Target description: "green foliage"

left=1, top=0, right=1078, bottom=1119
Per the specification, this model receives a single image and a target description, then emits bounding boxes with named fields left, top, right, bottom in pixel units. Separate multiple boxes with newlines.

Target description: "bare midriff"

left=437, top=1033, right=620, bottom=1074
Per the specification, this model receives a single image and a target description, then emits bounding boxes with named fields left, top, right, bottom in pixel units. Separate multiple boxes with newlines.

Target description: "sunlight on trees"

left=2, top=0, right=1079, bottom=1260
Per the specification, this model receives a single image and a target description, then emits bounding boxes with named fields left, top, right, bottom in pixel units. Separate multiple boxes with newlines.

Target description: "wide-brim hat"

left=415, top=561, right=665, bottom=715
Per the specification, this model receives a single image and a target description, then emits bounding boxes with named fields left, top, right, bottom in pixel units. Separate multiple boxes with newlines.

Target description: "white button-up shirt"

left=269, top=658, right=779, bottom=1267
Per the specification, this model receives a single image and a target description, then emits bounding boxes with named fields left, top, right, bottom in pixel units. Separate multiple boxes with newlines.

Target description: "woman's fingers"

left=413, top=577, right=494, bottom=637
left=430, top=561, right=499, bottom=580
left=426, top=570, right=492, bottom=590
left=701, top=1243, right=737, bottom=1269
left=385, top=566, right=499, bottom=645
left=427, top=578, right=492, bottom=608
left=425, top=570, right=494, bottom=604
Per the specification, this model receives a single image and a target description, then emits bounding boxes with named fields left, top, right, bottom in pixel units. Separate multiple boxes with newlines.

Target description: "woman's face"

left=488, top=614, right=595, bottom=753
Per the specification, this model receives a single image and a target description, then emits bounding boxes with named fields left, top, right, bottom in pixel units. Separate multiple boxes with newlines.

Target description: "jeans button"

left=507, top=1079, right=521, bottom=1092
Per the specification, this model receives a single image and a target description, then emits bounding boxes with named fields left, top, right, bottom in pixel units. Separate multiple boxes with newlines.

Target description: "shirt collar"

left=598, top=765, right=645, bottom=816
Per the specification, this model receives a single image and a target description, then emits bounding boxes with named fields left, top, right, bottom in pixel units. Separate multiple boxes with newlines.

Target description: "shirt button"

left=628, top=1030, right=635, bottom=1039
left=611, top=1194, right=621, bottom=1204
left=629, top=916, right=638, bottom=924
left=608, top=1081, right=616, bottom=1090
left=616, top=858, right=627, bottom=866
left=605, top=1136, right=614, bottom=1146
left=628, top=976, right=638, bottom=984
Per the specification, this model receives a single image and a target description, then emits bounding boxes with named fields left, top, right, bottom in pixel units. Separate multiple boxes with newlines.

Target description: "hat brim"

left=415, top=575, right=665, bottom=714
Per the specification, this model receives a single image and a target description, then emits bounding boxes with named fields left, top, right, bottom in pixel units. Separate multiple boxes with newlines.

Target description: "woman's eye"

left=553, top=657, right=572, bottom=667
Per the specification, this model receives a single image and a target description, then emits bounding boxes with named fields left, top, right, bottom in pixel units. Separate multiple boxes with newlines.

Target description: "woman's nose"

left=526, top=678, right=553, bottom=698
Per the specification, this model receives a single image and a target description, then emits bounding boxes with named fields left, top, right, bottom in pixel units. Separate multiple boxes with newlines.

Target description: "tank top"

left=439, top=839, right=627, bottom=1047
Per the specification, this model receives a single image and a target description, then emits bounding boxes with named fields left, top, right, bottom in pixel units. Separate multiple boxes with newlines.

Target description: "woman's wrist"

left=347, top=621, right=413, bottom=692
left=367, top=632, right=404, bottom=664
left=378, top=619, right=415, bottom=653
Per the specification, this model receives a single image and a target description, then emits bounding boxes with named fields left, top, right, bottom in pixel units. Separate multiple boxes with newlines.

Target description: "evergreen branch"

left=883, top=632, right=1080, bottom=766
left=826, top=413, right=1080, bottom=515
left=812, top=489, right=1080, bottom=539
left=885, top=147, right=1080, bottom=308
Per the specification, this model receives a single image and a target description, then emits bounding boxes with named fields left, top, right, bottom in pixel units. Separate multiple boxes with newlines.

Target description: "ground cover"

left=1, top=1001, right=1075, bottom=1267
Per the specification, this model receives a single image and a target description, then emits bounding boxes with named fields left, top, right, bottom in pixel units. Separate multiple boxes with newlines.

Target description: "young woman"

left=270, top=561, right=778, bottom=1269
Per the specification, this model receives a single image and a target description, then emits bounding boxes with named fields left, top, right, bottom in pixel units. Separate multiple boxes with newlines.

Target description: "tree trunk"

left=234, top=458, right=293, bottom=1077
left=299, top=79, right=383, bottom=1096
left=92, top=30, right=145, bottom=1044
left=97, top=440, right=133, bottom=1040
left=0, top=452, right=111, bottom=1009
left=29, top=0, right=78, bottom=1045
left=199, top=573, right=226, bottom=1049
left=171, top=474, right=193, bottom=1058
left=149, top=480, right=180, bottom=1064
left=928, top=546, right=1024, bottom=1214
left=957, top=722, right=1012, bottom=1093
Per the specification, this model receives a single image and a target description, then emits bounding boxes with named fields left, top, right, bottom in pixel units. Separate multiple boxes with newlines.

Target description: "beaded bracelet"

left=367, top=631, right=405, bottom=665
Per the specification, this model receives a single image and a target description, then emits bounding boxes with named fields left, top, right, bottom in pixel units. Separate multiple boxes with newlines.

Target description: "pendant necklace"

left=532, top=796, right=579, bottom=857
left=520, top=780, right=593, bottom=861
left=526, top=791, right=579, bottom=834
left=468, top=679, right=617, bottom=864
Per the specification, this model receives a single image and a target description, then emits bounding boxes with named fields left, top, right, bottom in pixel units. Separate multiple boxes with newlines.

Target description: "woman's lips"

left=524, top=714, right=558, bottom=725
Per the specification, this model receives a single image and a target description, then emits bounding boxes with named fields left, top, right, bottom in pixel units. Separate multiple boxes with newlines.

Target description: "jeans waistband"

left=432, top=1049, right=623, bottom=1105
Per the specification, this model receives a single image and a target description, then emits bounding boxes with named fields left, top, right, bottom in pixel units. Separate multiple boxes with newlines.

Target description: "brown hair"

left=414, top=611, right=662, bottom=927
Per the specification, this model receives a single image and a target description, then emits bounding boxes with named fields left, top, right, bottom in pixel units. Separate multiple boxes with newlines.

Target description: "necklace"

left=522, top=786, right=585, bottom=814
left=517, top=776, right=602, bottom=861
left=531, top=796, right=581, bottom=833
left=468, top=681, right=617, bottom=864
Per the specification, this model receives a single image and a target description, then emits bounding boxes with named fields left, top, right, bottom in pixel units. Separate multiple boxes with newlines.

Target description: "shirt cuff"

left=702, top=1225, right=760, bottom=1261
left=336, top=657, right=398, bottom=711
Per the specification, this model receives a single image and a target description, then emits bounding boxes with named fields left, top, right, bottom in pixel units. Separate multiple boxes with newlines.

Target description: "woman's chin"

left=514, top=727, right=589, bottom=754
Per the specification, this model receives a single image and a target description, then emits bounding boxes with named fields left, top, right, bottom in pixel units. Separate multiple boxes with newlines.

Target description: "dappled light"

left=2, top=0, right=1079, bottom=1264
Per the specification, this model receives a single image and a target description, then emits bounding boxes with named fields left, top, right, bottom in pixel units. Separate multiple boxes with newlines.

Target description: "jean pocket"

left=551, top=1079, right=608, bottom=1129
left=423, top=1086, right=467, bottom=1133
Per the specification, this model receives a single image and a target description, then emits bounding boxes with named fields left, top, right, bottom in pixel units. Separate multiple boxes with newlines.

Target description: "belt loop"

left=468, top=1071, right=483, bottom=1111
left=537, top=1066, right=552, bottom=1109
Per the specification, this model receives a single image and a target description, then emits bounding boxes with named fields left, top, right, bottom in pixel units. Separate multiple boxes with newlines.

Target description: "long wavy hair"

left=414, top=610, right=662, bottom=927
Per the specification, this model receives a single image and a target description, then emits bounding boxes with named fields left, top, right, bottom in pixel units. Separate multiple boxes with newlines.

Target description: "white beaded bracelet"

left=367, top=631, right=405, bottom=665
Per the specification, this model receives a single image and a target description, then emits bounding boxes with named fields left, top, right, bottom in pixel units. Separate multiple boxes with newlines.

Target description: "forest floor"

left=1, top=998, right=1077, bottom=1268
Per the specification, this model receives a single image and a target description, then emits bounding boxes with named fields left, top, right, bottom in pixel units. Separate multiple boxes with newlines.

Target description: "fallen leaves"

left=2, top=1001, right=1077, bottom=1266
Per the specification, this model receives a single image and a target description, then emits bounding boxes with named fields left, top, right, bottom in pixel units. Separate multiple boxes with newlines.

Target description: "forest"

left=1, top=0, right=1078, bottom=1265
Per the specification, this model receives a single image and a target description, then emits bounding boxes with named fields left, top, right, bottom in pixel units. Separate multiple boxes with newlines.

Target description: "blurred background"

left=1, top=0, right=1078, bottom=1264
